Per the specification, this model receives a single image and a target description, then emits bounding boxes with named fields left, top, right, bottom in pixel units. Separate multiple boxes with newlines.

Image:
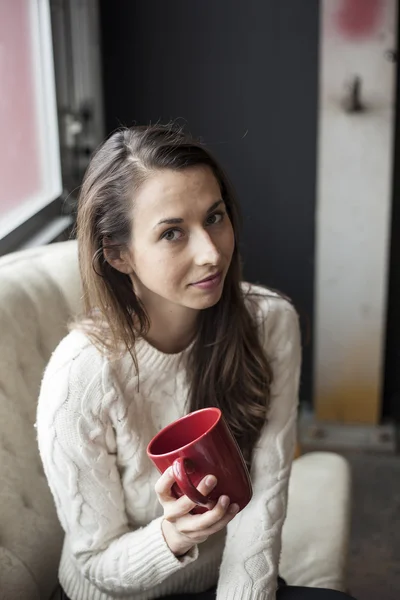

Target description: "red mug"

left=147, top=407, right=252, bottom=514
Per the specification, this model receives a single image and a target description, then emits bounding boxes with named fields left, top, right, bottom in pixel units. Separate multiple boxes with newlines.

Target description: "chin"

left=189, top=289, right=223, bottom=310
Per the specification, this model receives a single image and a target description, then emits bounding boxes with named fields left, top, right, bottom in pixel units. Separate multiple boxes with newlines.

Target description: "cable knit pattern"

left=216, top=294, right=301, bottom=600
left=36, top=284, right=301, bottom=600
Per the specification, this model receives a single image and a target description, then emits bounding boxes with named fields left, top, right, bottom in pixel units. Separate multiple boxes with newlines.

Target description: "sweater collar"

left=134, top=335, right=195, bottom=373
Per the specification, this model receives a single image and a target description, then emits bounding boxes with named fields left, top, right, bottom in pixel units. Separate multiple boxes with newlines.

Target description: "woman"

left=37, top=124, right=355, bottom=600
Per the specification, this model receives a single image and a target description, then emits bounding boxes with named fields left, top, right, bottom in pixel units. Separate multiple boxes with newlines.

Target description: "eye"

left=161, top=228, right=184, bottom=242
left=205, top=211, right=225, bottom=226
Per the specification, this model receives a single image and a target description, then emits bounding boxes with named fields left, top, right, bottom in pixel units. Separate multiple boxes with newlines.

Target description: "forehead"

left=133, top=166, right=221, bottom=220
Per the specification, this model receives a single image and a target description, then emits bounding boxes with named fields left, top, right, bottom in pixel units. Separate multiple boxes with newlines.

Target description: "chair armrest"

left=280, top=452, right=351, bottom=591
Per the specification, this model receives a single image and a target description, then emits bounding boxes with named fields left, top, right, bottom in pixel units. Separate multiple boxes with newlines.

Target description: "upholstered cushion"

left=0, top=241, right=81, bottom=600
left=0, top=547, right=40, bottom=600
left=281, top=452, right=351, bottom=590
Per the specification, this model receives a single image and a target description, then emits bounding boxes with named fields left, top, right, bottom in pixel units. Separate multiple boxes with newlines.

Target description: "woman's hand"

left=155, top=467, right=240, bottom=557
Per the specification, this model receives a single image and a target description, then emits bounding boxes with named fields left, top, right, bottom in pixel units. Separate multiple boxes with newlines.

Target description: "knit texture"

left=36, top=284, right=301, bottom=600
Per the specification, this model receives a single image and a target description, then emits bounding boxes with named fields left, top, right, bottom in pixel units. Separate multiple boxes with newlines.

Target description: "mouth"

left=190, top=271, right=223, bottom=290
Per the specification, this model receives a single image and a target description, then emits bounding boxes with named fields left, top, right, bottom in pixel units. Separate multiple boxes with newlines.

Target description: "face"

left=123, top=166, right=235, bottom=312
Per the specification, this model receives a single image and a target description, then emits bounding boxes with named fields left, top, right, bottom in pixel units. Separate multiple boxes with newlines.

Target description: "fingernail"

left=206, top=476, right=217, bottom=488
left=219, top=496, right=230, bottom=508
left=228, top=503, right=239, bottom=514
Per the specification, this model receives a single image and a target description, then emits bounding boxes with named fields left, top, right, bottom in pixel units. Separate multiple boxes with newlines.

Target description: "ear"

left=103, top=242, right=133, bottom=275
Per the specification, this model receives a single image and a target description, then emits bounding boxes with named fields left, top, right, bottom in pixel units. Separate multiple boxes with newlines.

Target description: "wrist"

left=161, top=518, right=194, bottom=557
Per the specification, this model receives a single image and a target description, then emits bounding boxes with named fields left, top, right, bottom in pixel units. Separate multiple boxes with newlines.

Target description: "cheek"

left=133, top=247, right=188, bottom=288
left=222, top=223, right=235, bottom=258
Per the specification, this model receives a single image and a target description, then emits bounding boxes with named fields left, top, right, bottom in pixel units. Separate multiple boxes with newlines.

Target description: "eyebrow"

left=154, top=199, right=224, bottom=228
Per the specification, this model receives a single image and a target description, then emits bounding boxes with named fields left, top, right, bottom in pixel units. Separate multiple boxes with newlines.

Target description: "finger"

left=194, top=503, right=240, bottom=537
left=196, top=474, right=217, bottom=498
left=154, top=467, right=177, bottom=502
left=163, top=475, right=218, bottom=520
left=177, top=495, right=235, bottom=532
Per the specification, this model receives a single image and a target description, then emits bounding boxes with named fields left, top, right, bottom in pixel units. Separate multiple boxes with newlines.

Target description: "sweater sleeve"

left=216, top=297, right=301, bottom=600
left=36, top=336, right=198, bottom=595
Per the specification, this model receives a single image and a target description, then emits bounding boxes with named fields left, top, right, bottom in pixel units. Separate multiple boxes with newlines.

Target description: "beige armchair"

left=0, top=241, right=351, bottom=599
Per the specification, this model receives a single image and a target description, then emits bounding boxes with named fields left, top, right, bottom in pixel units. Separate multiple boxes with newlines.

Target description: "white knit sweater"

left=36, top=285, right=301, bottom=600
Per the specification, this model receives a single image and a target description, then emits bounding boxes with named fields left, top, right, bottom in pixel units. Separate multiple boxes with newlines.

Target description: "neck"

left=140, top=294, right=199, bottom=354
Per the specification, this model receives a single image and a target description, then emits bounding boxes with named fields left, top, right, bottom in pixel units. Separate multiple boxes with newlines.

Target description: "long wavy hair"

left=75, top=124, right=272, bottom=467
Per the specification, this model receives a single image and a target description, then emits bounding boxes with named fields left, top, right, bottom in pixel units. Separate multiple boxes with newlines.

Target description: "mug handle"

left=172, top=457, right=211, bottom=507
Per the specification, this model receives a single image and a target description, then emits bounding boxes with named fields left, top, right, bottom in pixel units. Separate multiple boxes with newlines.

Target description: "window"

left=0, top=0, right=62, bottom=241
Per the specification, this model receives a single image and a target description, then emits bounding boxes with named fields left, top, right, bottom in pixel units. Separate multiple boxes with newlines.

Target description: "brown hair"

left=75, top=124, right=272, bottom=467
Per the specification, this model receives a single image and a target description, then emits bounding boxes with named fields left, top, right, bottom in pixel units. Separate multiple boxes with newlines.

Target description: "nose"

left=192, top=229, right=221, bottom=267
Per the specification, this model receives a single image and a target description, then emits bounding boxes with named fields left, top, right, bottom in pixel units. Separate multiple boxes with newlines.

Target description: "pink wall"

left=0, top=0, right=41, bottom=219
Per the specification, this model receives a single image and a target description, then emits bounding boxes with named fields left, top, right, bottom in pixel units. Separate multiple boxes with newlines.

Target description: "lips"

left=192, top=272, right=221, bottom=285
left=190, top=271, right=223, bottom=291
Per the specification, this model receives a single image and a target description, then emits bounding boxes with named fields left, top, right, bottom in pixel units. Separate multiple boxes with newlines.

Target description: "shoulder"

left=36, top=332, right=119, bottom=480
left=241, top=282, right=301, bottom=356
left=42, top=328, right=105, bottom=384
left=241, top=282, right=299, bottom=331
left=37, top=329, right=112, bottom=423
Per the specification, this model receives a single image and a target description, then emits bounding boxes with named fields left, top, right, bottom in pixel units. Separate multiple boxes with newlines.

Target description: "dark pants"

left=61, top=585, right=356, bottom=599
left=161, top=588, right=356, bottom=599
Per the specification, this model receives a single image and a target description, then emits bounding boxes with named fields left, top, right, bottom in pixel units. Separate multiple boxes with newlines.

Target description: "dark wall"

left=99, top=0, right=319, bottom=403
